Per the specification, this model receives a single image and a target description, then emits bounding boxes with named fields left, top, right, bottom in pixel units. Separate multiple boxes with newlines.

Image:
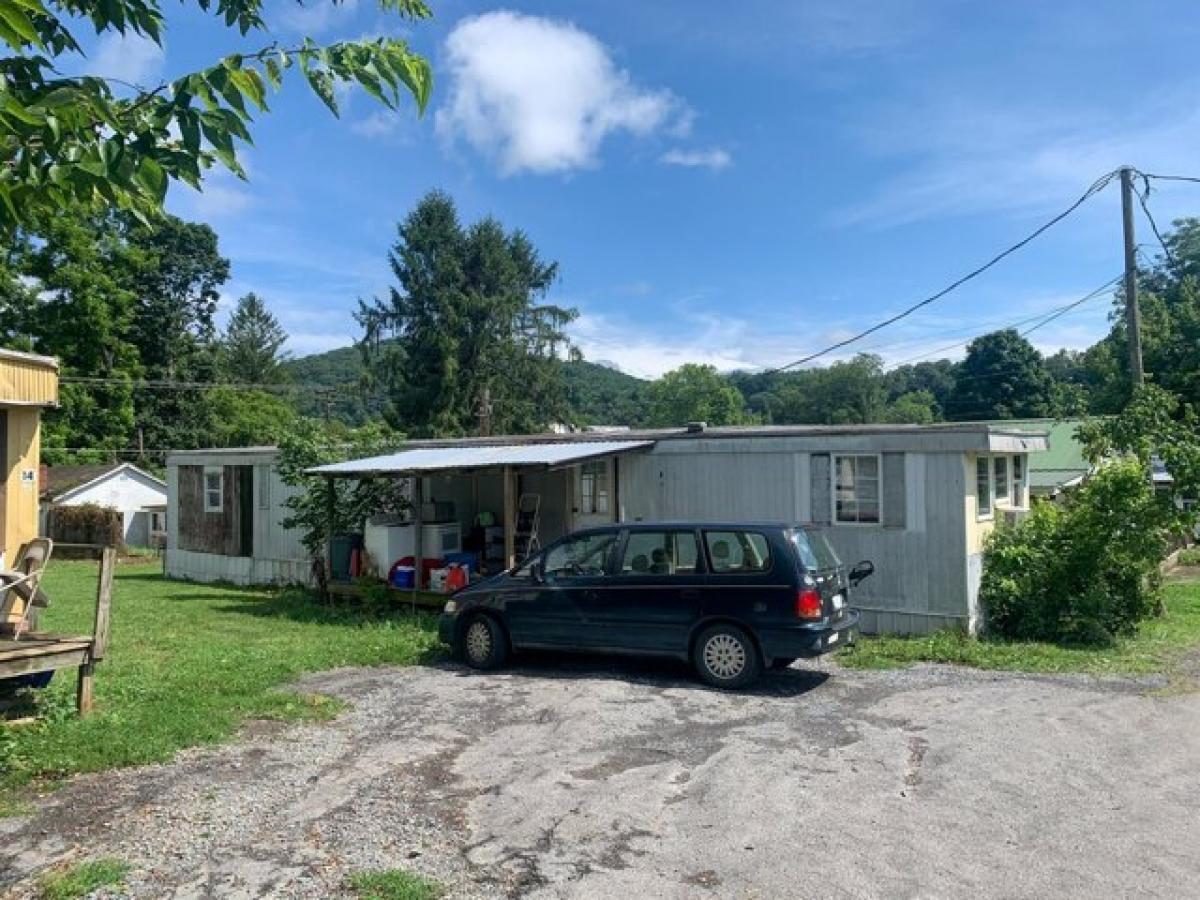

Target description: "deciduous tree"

left=0, top=0, right=433, bottom=230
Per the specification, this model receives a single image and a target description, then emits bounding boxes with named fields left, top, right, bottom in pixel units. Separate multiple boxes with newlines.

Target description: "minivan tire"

left=693, top=623, right=762, bottom=689
left=461, top=614, right=509, bottom=670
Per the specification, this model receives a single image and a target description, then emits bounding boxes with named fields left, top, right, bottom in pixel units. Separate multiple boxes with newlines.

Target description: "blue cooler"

left=390, top=566, right=416, bottom=589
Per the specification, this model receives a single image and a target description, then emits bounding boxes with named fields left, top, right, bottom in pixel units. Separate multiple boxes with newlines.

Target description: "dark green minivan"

left=438, top=521, right=872, bottom=689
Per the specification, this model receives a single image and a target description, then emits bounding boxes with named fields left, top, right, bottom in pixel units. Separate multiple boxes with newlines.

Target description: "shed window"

left=204, top=467, right=224, bottom=513
left=833, top=455, right=880, bottom=524
left=1012, top=455, right=1026, bottom=506
left=994, top=456, right=1010, bottom=503
left=579, top=461, right=609, bottom=514
left=976, top=457, right=992, bottom=518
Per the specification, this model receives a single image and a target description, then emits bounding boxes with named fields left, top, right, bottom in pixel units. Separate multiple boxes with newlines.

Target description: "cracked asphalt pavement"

left=2, top=653, right=1198, bottom=898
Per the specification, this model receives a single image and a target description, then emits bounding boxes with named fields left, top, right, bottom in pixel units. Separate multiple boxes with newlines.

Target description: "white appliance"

left=364, top=520, right=462, bottom=572
left=421, top=522, right=462, bottom=557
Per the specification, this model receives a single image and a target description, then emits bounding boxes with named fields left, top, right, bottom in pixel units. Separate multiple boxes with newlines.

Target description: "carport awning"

left=306, top=439, right=655, bottom=478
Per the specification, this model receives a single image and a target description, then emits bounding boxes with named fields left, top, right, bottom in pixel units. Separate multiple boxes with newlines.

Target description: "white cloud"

left=174, top=169, right=255, bottom=219
left=88, top=32, right=164, bottom=88
left=276, top=0, right=360, bottom=36
left=660, top=147, right=732, bottom=171
left=837, top=87, right=1200, bottom=228
left=437, top=11, right=687, bottom=175
left=351, top=110, right=408, bottom=141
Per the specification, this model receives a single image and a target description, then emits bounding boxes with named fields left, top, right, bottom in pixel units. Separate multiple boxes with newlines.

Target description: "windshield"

left=791, top=529, right=842, bottom=571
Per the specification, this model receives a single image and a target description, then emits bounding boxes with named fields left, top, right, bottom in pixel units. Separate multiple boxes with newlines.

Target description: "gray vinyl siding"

left=810, top=454, right=831, bottom=525
left=620, top=439, right=972, bottom=634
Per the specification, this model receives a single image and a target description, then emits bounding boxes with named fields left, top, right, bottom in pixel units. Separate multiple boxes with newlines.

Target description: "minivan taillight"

left=796, top=588, right=823, bottom=620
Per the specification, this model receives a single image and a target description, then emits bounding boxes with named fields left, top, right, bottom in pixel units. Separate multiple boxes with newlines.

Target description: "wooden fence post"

left=78, top=546, right=115, bottom=715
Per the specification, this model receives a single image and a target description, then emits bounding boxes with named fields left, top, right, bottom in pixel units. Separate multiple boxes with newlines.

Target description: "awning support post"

left=412, top=476, right=423, bottom=605
left=503, top=465, right=516, bottom=569
left=323, top=477, right=335, bottom=602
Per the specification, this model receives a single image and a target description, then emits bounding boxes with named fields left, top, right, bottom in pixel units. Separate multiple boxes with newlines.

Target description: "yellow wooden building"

left=1, top=347, right=59, bottom=566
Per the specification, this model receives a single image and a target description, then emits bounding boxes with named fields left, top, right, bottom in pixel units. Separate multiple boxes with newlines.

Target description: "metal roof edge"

left=0, top=347, right=59, bottom=369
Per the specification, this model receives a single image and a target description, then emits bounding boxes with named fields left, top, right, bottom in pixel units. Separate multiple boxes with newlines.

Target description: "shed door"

left=237, top=465, right=254, bottom=557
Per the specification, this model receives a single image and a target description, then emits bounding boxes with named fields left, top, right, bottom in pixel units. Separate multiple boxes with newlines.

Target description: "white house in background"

left=40, top=463, right=167, bottom=547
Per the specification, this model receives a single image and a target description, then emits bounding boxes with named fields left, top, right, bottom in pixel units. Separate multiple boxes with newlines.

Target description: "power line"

left=871, top=275, right=1121, bottom=369
left=1133, top=182, right=1178, bottom=269
left=1019, top=275, right=1123, bottom=338
left=765, top=168, right=1123, bottom=374
left=1140, top=172, right=1200, bottom=186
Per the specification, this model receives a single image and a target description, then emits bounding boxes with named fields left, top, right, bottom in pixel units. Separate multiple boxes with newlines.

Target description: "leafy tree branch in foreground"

left=0, top=0, right=434, bottom=230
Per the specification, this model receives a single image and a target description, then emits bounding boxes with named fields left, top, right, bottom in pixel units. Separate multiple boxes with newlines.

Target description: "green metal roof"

left=985, top=418, right=1090, bottom=492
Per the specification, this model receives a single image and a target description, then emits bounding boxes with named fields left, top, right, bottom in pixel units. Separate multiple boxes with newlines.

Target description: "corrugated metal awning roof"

left=307, top=439, right=655, bottom=477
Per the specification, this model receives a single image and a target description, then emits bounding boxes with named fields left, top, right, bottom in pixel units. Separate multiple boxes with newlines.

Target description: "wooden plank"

left=91, top=546, right=115, bottom=661
left=0, top=640, right=91, bottom=662
left=77, top=661, right=94, bottom=715
left=0, top=647, right=89, bottom=678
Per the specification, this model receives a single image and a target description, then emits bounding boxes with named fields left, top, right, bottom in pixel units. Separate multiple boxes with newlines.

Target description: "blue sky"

left=87, top=1, right=1200, bottom=377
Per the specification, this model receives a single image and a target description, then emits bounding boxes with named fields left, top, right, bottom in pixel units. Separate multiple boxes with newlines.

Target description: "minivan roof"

left=570, top=520, right=820, bottom=533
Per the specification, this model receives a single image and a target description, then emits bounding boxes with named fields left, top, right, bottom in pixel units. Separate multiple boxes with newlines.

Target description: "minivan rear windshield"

left=791, top=529, right=842, bottom=571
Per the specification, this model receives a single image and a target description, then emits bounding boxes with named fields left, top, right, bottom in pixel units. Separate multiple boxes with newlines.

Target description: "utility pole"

left=476, top=385, right=493, bottom=437
left=1120, top=166, right=1144, bottom=387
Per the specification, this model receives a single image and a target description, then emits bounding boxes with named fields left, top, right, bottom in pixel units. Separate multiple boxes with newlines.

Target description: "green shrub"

left=1178, top=547, right=1200, bottom=566
left=981, top=459, right=1167, bottom=644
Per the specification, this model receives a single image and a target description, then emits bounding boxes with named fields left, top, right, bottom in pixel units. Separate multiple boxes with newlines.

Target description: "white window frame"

left=579, top=460, right=609, bottom=515
left=975, top=456, right=993, bottom=520
left=203, top=466, right=224, bottom=513
left=1011, top=454, right=1027, bottom=507
left=831, top=453, right=882, bottom=526
left=149, top=511, right=166, bottom=533
left=993, top=455, right=1010, bottom=505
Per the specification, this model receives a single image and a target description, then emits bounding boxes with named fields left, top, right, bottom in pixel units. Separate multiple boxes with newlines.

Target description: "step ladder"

left=514, top=493, right=541, bottom=560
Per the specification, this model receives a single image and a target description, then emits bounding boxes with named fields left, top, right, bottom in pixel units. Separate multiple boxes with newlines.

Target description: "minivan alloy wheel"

left=465, top=619, right=493, bottom=664
left=703, top=633, right=747, bottom=679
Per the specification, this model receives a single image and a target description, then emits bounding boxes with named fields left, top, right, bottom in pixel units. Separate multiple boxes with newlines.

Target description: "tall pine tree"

left=357, top=191, right=576, bottom=437
left=221, top=293, right=290, bottom=385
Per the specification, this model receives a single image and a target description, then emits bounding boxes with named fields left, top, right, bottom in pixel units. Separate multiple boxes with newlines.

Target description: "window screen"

left=579, top=461, right=609, bottom=514
left=976, top=457, right=992, bottom=517
left=834, top=455, right=880, bottom=524
left=993, top=456, right=1010, bottom=502
left=204, top=467, right=223, bottom=513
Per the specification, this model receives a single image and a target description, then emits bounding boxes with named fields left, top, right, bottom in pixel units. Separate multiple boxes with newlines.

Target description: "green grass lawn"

left=1, top=561, right=440, bottom=799
left=840, top=577, right=1200, bottom=676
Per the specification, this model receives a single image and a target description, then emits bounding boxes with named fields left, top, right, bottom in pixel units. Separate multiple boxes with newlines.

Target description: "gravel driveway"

left=2, top=653, right=1198, bottom=899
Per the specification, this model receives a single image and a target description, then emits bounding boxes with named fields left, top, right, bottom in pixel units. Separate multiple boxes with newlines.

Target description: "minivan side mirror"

left=529, top=559, right=546, bottom=584
left=849, top=560, right=875, bottom=587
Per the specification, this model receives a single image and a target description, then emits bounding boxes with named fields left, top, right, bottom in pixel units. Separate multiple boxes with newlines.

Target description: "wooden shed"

left=1, top=348, right=59, bottom=568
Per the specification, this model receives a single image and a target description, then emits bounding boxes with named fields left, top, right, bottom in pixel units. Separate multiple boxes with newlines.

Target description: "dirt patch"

left=1, top=656, right=1198, bottom=898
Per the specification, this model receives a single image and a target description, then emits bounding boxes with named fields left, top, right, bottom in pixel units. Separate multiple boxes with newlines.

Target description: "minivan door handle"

left=681, top=589, right=701, bottom=600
